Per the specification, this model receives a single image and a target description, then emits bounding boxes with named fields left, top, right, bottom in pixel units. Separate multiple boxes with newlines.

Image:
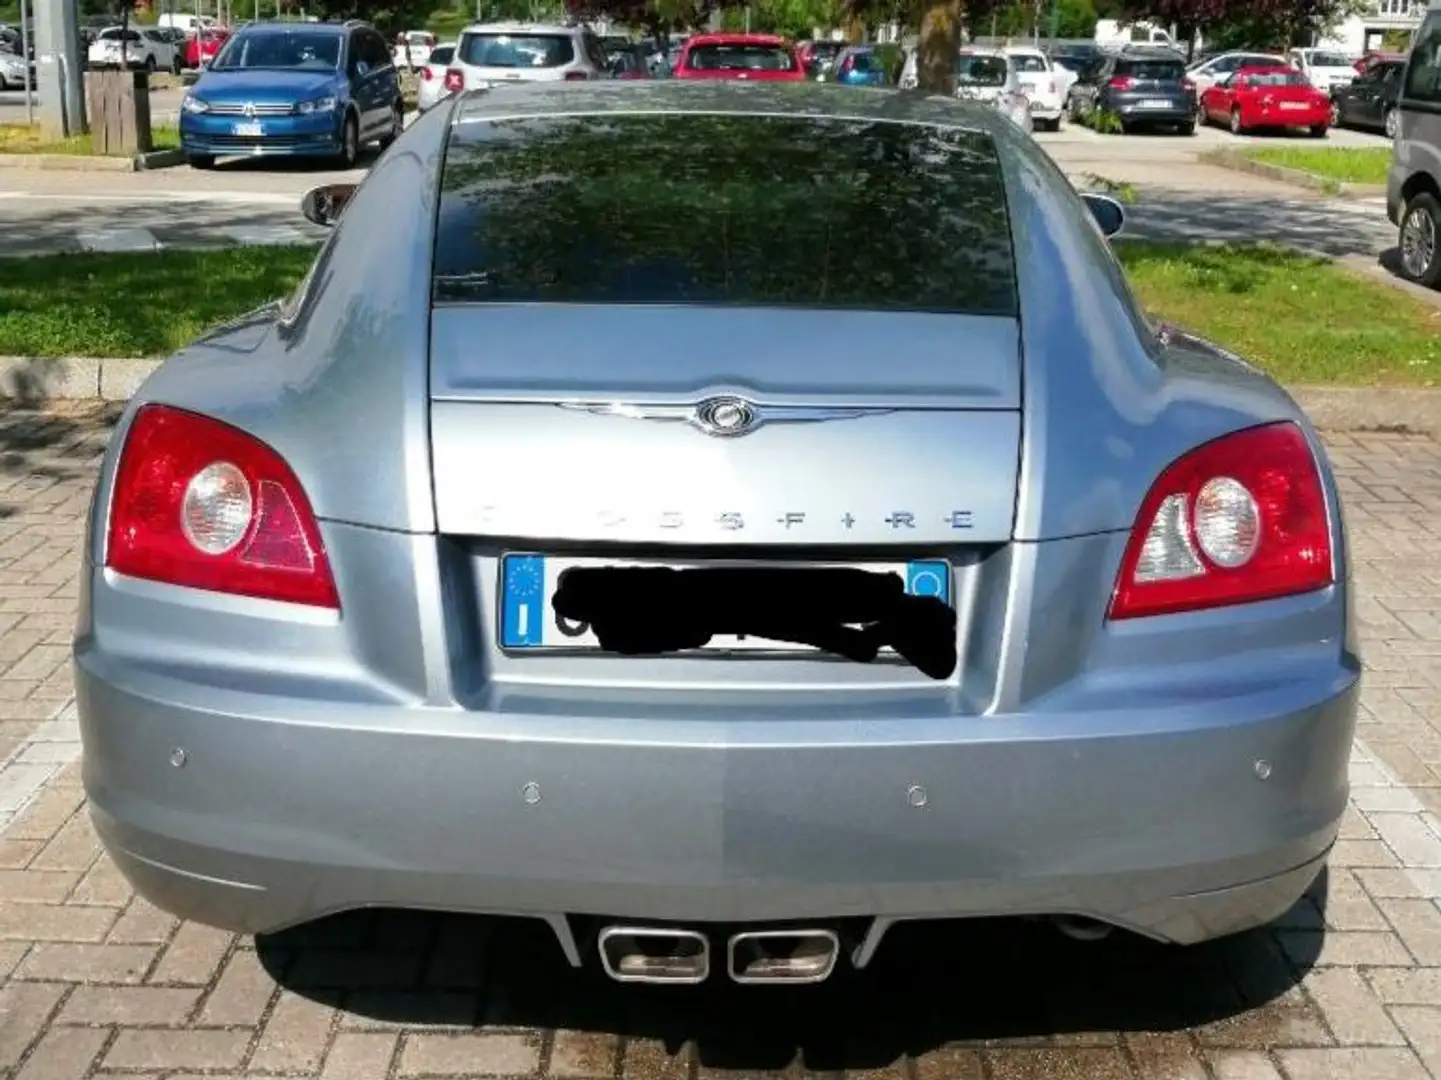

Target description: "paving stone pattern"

left=2, top=405, right=1441, bottom=1079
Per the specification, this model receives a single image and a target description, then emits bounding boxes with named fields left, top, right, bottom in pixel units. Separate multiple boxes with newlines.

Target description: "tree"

left=1115, top=0, right=1364, bottom=53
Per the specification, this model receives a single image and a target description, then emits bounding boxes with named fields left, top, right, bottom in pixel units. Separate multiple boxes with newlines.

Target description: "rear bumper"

left=76, top=641, right=1356, bottom=955
left=1115, top=103, right=1193, bottom=123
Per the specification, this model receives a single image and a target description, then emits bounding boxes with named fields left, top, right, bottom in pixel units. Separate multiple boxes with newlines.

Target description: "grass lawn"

left=0, top=242, right=1437, bottom=387
left=0, top=246, right=318, bottom=359
left=1117, top=242, right=1441, bottom=386
left=1242, top=145, right=1392, bottom=186
left=0, top=122, right=180, bottom=156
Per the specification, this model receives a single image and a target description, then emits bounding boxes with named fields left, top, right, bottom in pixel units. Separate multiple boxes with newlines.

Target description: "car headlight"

left=182, top=95, right=209, bottom=114
left=295, top=96, right=337, bottom=114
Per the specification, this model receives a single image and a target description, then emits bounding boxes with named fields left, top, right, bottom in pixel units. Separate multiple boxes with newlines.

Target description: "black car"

left=1069, top=47, right=1196, bottom=134
left=1331, top=57, right=1404, bottom=137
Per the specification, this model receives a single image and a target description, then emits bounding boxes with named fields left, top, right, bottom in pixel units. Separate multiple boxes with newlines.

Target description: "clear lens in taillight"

left=1107, top=421, right=1333, bottom=620
left=106, top=404, right=339, bottom=609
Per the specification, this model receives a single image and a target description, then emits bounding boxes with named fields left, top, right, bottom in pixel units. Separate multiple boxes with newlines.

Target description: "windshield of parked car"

left=433, top=114, right=1018, bottom=316
left=458, top=32, right=574, bottom=67
left=1008, top=52, right=1048, bottom=72
left=956, top=54, right=1007, bottom=85
left=210, top=30, right=341, bottom=70
left=1243, top=69, right=1308, bottom=86
left=1308, top=50, right=1351, bottom=67
left=685, top=43, right=796, bottom=71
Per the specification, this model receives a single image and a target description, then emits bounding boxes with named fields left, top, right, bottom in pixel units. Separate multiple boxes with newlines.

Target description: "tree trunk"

left=916, top=0, right=961, bottom=95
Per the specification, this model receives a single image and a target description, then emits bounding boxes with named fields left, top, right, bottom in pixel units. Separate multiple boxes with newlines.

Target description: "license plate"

left=1280, top=101, right=1307, bottom=110
left=498, top=554, right=952, bottom=654
left=1138, top=98, right=1169, bottom=109
left=232, top=122, right=263, bottom=136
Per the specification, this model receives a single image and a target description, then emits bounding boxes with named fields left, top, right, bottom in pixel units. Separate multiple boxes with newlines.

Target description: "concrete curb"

left=0, top=356, right=1436, bottom=434
left=0, top=148, right=185, bottom=171
left=1200, top=147, right=1387, bottom=199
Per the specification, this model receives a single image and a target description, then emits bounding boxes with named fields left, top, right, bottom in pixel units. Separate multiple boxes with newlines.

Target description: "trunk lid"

left=428, top=305, right=1022, bottom=547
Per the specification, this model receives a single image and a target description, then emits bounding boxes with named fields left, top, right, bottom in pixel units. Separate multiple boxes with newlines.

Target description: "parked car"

left=1002, top=45, right=1067, bottom=130
left=446, top=21, right=608, bottom=92
left=672, top=33, right=805, bottom=81
left=1289, top=47, right=1358, bottom=93
left=1069, top=46, right=1197, bottom=134
left=1356, top=50, right=1405, bottom=76
left=392, top=29, right=435, bottom=71
left=828, top=44, right=890, bottom=87
left=1331, top=56, right=1404, bottom=136
left=1199, top=65, right=1330, bottom=136
left=416, top=42, right=456, bottom=109
left=797, top=37, right=844, bottom=78
left=157, top=12, right=218, bottom=35
left=1388, top=1, right=1441, bottom=285
left=178, top=20, right=403, bottom=170
left=88, top=26, right=182, bottom=73
left=605, top=42, right=652, bottom=79
left=0, top=48, right=25, bottom=89
left=1185, top=50, right=1288, bottom=95
left=185, top=27, right=231, bottom=70
left=76, top=78, right=1357, bottom=986
left=955, top=48, right=1033, bottom=132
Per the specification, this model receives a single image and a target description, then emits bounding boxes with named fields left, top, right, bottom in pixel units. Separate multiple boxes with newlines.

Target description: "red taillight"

left=420, top=65, right=434, bottom=81
left=105, top=405, right=339, bottom=610
left=1106, top=421, right=1333, bottom=620
left=443, top=68, right=463, bottom=93
left=1108, top=75, right=1135, bottom=90
left=564, top=70, right=589, bottom=81
left=1182, top=77, right=1195, bottom=93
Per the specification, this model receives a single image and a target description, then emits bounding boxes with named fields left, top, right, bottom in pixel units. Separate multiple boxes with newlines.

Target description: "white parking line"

left=0, top=701, right=80, bottom=833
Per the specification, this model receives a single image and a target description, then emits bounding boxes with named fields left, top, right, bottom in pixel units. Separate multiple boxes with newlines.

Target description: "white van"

left=156, top=13, right=217, bottom=35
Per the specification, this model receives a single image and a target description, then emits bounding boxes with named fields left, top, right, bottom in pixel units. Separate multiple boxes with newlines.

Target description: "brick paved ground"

left=2, top=405, right=1441, bottom=1080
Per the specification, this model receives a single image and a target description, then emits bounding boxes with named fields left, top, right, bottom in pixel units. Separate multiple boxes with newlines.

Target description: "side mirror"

left=1081, top=192, right=1126, bottom=238
left=301, top=182, right=356, bottom=227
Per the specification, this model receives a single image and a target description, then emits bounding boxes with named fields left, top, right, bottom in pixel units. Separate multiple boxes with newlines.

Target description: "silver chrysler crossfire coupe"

left=75, top=80, right=1358, bottom=986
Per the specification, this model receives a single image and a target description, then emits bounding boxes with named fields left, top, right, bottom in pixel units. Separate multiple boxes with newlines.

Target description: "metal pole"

left=19, top=0, right=33, bottom=125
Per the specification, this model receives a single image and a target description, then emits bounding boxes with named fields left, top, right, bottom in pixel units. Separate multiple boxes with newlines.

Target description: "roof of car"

left=685, top=32, right=789, bottom=46
left=449, top=79, right=1008, bottom=136
left=233, top=19, right=349, bottom=34
left=459, top=21, right=581, bottom=34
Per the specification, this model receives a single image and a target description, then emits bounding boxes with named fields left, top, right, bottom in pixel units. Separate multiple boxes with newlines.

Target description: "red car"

left=673, top=33, right=805, bottom=81
left=1199, top=64, right=1331, bottom=136
left=184, top=27, right=228, bottom=70
left=1355, top=50, right=1405, bottom=75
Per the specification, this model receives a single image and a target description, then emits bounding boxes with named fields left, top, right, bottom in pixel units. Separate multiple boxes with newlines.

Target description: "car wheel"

left=1399, top=191, right=1441, bottom=287
left=171, top=53, right=181, bottom=74
left=1330, top=98, right=1342, bottom=126
left=1230, top=107, right=1245, bottom=135
left=1179, top=120, right=1196, bottom=136
left=338, top=113, right=359, bottom=168
left=187, top=154, right=214, bottom=170
left=378, top=101, right=403, bottom=149
left=144, top=55, right=156, bottom=72
left=1385, top=107, right=1398, bottom=140
left=1196, top=102, right=1208, bottom=127
left=1310, top=123, right=1329, bottom=138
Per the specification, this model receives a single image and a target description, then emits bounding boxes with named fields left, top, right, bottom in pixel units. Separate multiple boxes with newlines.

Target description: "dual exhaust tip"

left=597, top=925, right=840, bottom=985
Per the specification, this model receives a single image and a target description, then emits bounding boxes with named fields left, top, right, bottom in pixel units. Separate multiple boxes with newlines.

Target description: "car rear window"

left=433, top=114, right=1017, bottom=316
left=427, top=44, right=455, bottom=64
left=686, top=43, right=796, bottom=71
left=1116, top=59, right=1185, bottom=79
left=1309, top=50, right=1350, bottom=67
left=1243, top=69, right=1307, bottom=86
left=957, top=55, right=1007, bottom=85
left=1009, top=53, right=1048, bottom=72
left=459, top=32, right=574, bottom=68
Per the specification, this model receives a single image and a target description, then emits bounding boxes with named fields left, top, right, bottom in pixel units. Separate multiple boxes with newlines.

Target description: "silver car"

left=77, top=81, right=1357, bottom=987
left=1389, top=0, right=1441, bottom=286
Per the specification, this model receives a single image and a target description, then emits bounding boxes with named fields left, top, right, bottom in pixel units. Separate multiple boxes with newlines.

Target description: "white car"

left=1186, top=50, right=1289, bottom=95
left=447, top=21, right=608, bottom=92
left=1002, top=46, right=1066, bottom=130
left=0, top=48, right=25, bottom=89
left=955, top=49, right=1034, bottom=134
left=1289, top=47, right=1357, bottom=93
left=87, top=25, right=180, bottom=73
left=416, top=42, right=456, bottom=112
left=392, top=29, right=435, bottom=71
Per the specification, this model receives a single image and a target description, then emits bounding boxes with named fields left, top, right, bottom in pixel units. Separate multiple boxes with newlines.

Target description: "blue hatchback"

left=831, top=46, right=891, bottom=87
left=179, top=20, right=403, bottom=169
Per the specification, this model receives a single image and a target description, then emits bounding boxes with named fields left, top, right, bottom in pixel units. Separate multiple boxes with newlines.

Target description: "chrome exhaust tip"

left=1052, top=915, right=1114, bottom=942
left=597, top=926, right=709, bottom=984
left=727, top=928, right=841, bottom=984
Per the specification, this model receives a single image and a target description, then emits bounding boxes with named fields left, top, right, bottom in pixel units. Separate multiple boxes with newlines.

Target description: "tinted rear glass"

left=1243, top=69, right=1307, bottom=86
left=1309, top=51, right=1350, bottom=66
left=428, top=45, right=454, bottom=64
left=685, top=43, right=796, bottom=71
left=434, top=114, right=1016, bottom=316
left=459, top=32, right=573, bottom=68
left=1116, top=58, right=1185, bottom=79
left=1009, top=53, right=1048, bottom=73
left=957, top=55, right=1007, bottom=84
